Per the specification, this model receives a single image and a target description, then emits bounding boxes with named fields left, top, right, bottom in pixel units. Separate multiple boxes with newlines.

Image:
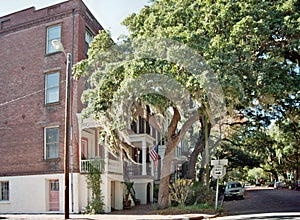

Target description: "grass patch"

left=148, top=204, right=222, bottom=215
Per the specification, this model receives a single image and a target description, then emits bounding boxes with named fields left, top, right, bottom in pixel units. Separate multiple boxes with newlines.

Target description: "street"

left=223, top=187, right=300, bottom=215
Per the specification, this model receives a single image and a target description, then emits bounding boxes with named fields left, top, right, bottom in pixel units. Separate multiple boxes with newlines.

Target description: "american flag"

left=149, top=145, right=159, bottom=166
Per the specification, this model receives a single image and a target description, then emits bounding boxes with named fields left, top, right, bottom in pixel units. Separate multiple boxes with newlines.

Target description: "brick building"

left=0, top=0, right=103, bottom=213
left=0, top=0, right=190, bottom=214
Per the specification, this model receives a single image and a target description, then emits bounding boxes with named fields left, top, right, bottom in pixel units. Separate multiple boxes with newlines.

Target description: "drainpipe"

left=70, top=8, right=75, bottom=213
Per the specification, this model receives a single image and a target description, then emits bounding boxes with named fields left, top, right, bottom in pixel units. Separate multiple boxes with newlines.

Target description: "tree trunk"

left=157, top=107, right=180, bottom=209
left=186, top=117, right=210, bottom=180
left=157, top=138, right=178, bottom=209
left=185, top=137, right=204, bottom=179
left=271, top=170, right=278, bottom=181
left=157, top=107, right=199, bottom=209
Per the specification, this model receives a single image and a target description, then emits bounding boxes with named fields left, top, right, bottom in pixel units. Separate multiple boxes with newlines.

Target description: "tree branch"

left=177, top=110, right=200, bottom=141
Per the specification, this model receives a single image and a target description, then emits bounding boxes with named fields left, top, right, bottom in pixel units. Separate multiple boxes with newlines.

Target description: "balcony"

left=126, top=162, right=153, bottom=178
left=81, top=159, right=104, bottom=173
left=81, top=158, right=123, bottom=174
left=108, top=159, right=123, bottom=174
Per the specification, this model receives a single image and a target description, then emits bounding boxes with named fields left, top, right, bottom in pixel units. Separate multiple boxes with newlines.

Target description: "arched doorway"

left=147, top=183, right=151, bottom=204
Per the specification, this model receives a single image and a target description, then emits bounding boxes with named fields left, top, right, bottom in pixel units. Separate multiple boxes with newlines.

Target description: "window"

left=45, top=127, right=59, bottom=159
left=131, top=120, right=137, bottom=133
left=47, top=24, right=61, bottom=54
left=85, top=29, right=93, bottom=55
left=139, top=116, right=145, bottom=133
left=50, top=180, right=59, bottom=191
left=0, top=181, right=9, bottom=201
left=45, top=72, right=59, bottom=104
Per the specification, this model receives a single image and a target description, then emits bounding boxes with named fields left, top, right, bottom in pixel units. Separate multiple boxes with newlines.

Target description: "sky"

left=0, top=0, right=150, bottom=41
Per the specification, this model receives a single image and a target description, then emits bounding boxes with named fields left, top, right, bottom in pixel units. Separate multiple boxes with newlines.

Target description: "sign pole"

left=210, top=159, right=228, bottom=210
left=215, top=178, right=219, bottom=210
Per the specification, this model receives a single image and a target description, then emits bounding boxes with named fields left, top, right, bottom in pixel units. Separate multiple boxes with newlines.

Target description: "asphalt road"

left=222, top=186, right=300, bottom=215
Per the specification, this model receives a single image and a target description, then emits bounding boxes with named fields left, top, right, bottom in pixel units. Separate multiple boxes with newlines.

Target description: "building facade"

left=0, top=0, right=103, bottom=213
left=0, top=0, right=189, bottom=214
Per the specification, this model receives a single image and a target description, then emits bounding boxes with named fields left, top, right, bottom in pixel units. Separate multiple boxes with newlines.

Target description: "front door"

left=111, top=181, right=115, bottom=210
left=49, top=180, right=59, bottom=211
left=81, top=138, right=88, bottom=159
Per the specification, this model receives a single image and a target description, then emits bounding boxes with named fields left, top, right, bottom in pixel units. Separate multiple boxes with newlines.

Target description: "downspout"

left=70, top=8, right=75, bottom=213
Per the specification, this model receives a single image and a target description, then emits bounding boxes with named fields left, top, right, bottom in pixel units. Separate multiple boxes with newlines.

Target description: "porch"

left=81, top=158, right=123, bottom=174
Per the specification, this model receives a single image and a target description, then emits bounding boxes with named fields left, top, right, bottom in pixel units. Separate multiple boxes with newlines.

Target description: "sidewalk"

left=0, top=213, right=216, bottom=220
left=0, top=204, right=218, bottom=220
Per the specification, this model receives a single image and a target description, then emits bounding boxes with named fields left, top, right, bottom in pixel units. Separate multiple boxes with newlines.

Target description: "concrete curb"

left=0, top=213, right=220, bottom=220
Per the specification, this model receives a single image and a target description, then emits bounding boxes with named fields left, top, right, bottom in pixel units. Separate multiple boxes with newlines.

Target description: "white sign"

left=211, top=159, right=228, bottom=166
left=211, top=165, right=226, bottom=179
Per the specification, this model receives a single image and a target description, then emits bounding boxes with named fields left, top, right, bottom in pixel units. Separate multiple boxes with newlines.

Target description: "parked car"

left=274, top=181, right=287, bottom=189
left=224, top=181, right=245, bottom=200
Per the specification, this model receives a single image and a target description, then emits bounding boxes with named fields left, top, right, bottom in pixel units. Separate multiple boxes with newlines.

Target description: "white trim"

left=46, top=24, right=61, bottom=54
left=44, top=126, right=59, bottom=160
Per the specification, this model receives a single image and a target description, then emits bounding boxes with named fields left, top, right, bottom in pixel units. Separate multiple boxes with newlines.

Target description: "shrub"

left=186, top=182, right=215, bottom=206
left=169, top=179, right=194, bottom=205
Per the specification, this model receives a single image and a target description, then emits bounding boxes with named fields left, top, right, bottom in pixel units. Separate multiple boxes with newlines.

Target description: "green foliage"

left=169, top=180, right=215, bottom=207
left=84, top=160, right=104, bottom=214
left=246, top=167, right=268, bottom=183
left=73, top=31, right=220, bottom=160
left=187, top=182, right=215, bottom=207
left=73, top=0, right=300, bottom=208
left=123, top=0, right=300, bottom=112
left=169, top=179, right=194, bottom=205
left=122, top=181, right=134, bottom=202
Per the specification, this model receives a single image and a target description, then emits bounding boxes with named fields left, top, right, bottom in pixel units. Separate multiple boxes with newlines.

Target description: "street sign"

left=210, top=159, right=228, bottom=210
left=211, top=159, right=228, bottom=166
left=211, top=165, right=226, bottom=179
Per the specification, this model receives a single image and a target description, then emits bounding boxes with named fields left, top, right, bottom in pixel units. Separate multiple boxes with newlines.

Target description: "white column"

left=102, top=174, right=111, bottom=213
left=142, top=140, right=147, bottom=175
left=151, top=158, right=155, bottom=176
left=104, top=143, right=109, bottom=173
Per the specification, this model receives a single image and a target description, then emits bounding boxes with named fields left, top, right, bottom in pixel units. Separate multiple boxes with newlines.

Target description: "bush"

left=186, top=182, right=215, bottom=206
left=169, top=180, right=215, bottom=207
left=169, top=179, right=194, bottom=205
left=83, top=198, right=104, bottom=214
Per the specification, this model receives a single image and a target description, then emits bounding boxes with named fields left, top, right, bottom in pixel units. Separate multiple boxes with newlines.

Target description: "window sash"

left=50, top=180, right=59, bottom=191
left=45, top=127, right=59, bottom=159
left=47, top=24, right=61, bottom=54
left=45, top=72, right=59, bottom=104
left=0, top=181, right=9, bottom=201
left=85, top=30, right=93, bottom=55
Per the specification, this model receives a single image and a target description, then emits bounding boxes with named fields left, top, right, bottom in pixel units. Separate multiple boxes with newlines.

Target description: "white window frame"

left=44, top=126, right=59, bottom=159
left=46, top=24, right=61, bottom=54
left=45, top=72, right=60, bottom=104
left=0, top=181, right=9, bottom=201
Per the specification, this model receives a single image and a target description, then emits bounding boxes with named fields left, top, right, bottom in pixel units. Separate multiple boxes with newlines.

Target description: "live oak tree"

left=75, top=0, right=300, bottom=209
left=124, top=0, right=299, bottom=205
left=219, top=94, right=300, bottom=182
left=73, top=31, right=221, bottom=209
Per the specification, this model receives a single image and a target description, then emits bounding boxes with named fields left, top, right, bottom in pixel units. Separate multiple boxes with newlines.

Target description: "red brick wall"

left=0, top=0, right=102, bottom=176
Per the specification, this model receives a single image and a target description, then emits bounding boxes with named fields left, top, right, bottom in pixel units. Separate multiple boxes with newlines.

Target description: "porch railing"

left=126, top=162, right=152, bottom=177
left=108, top=160, right=123, bottom=174
left=81, top=158, right=122, bottom=174
left=81, top=159, right=104, bottom=173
